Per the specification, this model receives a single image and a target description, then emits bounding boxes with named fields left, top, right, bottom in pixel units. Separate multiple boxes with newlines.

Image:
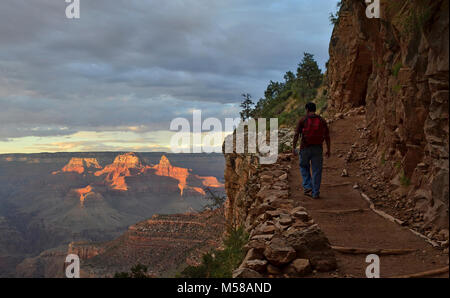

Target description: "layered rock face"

left=152, top=155, right=189, bottom=195
left=52, top=157, right=102, bottom=174
left=68, top=241, right=105, bottom=260
left=327, top=0, right=449, bottom=229
left=70, top=209, right=225, bottom=277
left=94, top=152, right=146, bottom=191
left=223, top=131, right=336, bottom=277
left=152, top=155, right=223, bottom=195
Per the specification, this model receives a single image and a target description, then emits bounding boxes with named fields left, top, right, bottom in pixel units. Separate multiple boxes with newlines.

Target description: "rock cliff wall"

left=327, top=0, right=449, bottom=229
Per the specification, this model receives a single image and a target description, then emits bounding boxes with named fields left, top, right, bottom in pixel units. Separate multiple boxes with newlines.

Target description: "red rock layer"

left=55, top=153, right=223, bottom=196
left=94, top=152, right=146, bottom=191
left=152, top=155, right=189, bottom=195
left=152, top=155, right=224, bottom=195
left=74, top=185, right=93, bottom=207
left=52, top=158, right=101, bottom=175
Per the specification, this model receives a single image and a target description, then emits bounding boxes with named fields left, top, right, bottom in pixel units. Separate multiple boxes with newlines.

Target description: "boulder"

left=292, top=211, right=309, bottom=222
left=264, top=236, right=296, bottom=266
left=244, top=240, right=266, bottom=254
left=279, top=214, right=293, bottom=225
left=283, top=259, right=311, bottom=276
left=285, top=224, right=337, bottom=272
left=244, top=259, right=268, bottom=272
left=242, top=248, right=264, bottom=263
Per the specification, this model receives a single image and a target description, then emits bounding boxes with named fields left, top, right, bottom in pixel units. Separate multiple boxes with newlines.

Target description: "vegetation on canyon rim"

left=177, top=226, right=249, bottom=278
left=239, top=52, right=328, bottom=128
left=114, top=264, right=152, bottom=278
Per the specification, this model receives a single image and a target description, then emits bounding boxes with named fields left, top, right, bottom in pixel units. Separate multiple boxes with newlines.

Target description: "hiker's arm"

left=324, top=120, right=331, bottom=157
left=292, top=119, right=302, bottom=154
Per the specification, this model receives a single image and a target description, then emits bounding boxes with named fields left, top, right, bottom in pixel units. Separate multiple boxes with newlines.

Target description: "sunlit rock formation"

left=94, top=152, right=146, bottom=191
left=52, top=157, right=102, bottom=175
left=74, top=185, right=94, bottom=207
left=152, top=155, right=189, bottom=195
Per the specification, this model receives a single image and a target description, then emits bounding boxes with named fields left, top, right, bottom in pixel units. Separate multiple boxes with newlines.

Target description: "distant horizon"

left=0, top=151, right=225, bottom=156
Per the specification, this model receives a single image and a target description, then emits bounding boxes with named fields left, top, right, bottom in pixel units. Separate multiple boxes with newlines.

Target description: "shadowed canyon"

left=0, top=152, right=224, bottom=277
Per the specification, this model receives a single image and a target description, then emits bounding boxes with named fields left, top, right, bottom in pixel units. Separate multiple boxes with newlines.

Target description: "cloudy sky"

left=0, top=0, right=337, bottom=154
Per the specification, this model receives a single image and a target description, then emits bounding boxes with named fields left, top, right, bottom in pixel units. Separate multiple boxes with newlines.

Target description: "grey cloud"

left=0, top=0, right=337, bottom=139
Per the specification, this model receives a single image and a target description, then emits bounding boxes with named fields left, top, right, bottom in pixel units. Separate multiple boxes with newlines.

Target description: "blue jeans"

left=299, top=145, right=323, bottom=197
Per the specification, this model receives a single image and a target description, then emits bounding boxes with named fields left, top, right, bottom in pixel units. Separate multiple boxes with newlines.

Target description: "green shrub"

left=315, top=91, right=328, bottom=114
left=329, top=12, right=339, bottom=26
left=392, top=62, right=403, bottom=77
left=329, top=1, right=343, bottom=26
left=399, top=170, right=411, bottom=186
left=393, top=84, right=401, bottom=94
left=248, top=53, right=324, bottom=129
left=114, top=264, right=151, bottom=278
left=177, top=227, right=249, bottom=278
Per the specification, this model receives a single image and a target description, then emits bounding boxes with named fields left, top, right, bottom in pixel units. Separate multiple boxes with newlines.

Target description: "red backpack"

left=302, top=115, right=325, bottom=145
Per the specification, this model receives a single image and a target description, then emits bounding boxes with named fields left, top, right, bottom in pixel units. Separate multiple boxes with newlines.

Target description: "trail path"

left=289, top=114, right=449, bottom=278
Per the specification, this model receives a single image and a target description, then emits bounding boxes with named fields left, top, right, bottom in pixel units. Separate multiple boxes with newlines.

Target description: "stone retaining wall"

left=223, top=130, right=337, bottom=278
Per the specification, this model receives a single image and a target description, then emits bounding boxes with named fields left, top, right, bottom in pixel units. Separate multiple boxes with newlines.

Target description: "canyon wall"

left=327, top=0, right=449, bottom=229
left=74, top=209, right=225, bottom=277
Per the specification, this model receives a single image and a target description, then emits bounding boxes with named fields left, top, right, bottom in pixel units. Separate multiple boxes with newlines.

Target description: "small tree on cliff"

left=240, top=93, right=254, bottom=121
left=296, top=52, right=323, bottom=89
left=202, top=187, right=226, bottom=212
left=177, top=226, right=248, bottom=278
left=329, top=1, right=343, bottom=25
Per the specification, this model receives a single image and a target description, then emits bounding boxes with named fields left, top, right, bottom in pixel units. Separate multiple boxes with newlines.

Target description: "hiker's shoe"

left=304, top=189, right=312, bottom=196
left=312, top=194, right=320, bottom=199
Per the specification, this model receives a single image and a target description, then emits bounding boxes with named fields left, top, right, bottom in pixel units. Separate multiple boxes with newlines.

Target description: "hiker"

left=292, top=102, right=330, bottom=199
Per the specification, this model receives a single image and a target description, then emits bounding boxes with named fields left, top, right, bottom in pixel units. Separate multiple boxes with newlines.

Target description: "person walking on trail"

left=292, top=102, right=331, bottom=199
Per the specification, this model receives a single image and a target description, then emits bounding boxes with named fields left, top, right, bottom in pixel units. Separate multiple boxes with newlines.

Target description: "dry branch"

left=316, top=208, right=368, bottom=214
left=390, top=267, right=449, bottom=278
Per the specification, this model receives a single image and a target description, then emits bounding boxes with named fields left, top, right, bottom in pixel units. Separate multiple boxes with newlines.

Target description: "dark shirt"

left=293, top=114, right=330, bottom=150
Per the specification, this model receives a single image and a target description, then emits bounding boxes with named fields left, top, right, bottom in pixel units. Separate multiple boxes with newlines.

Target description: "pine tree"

left=239, top=93, right=254, bottom=121
left=296, top=52, right=323, bottom=89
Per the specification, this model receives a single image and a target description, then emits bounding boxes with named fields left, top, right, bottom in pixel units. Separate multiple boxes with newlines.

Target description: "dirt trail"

left=289, top=114, right=449, bottom=278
